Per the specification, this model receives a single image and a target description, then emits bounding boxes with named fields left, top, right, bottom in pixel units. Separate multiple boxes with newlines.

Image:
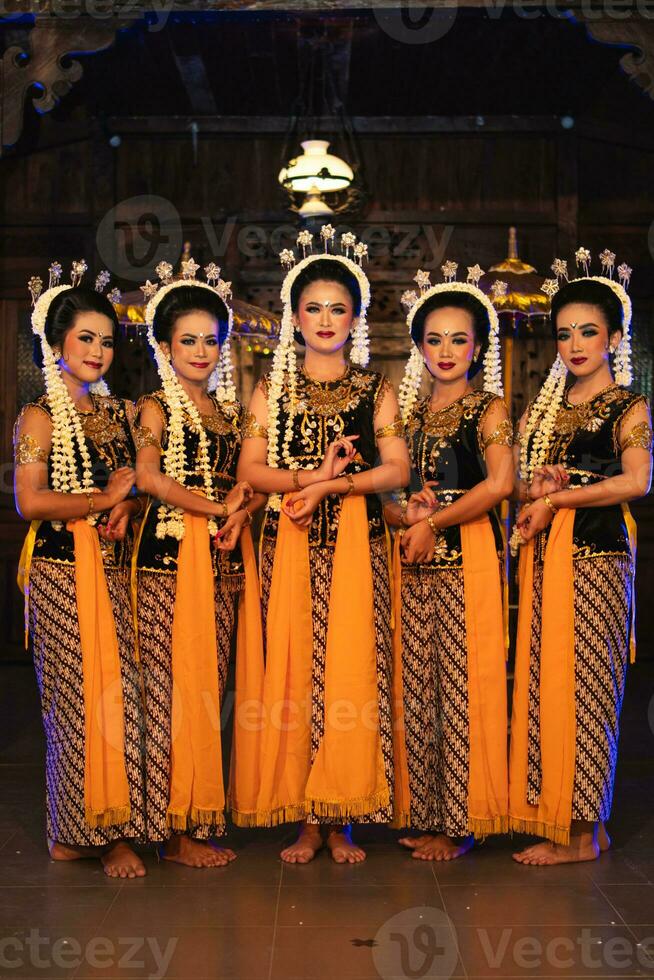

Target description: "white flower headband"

left=28, top=261, right=122, bottom=526
left=141, top=259, right=236, bottom=540
left=397, top=262, right=505, bottom=423
left=265, top=225, right=371, bottom=510
left=519, top=247, right=633, bottom=488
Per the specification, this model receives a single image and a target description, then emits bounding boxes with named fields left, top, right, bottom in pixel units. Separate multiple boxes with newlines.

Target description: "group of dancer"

left=14, top=229, right=652, bottom=879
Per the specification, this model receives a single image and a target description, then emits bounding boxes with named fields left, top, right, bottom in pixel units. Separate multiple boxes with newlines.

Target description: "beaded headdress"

left=27, top=261, right=122, bottom=526
left=397, top=262, right=505, bottom=423
left=266, top=225, right=371, bottom=509
left=140, top=259, right=236, bottom=541
left=519, top=247, right=633, bottom=486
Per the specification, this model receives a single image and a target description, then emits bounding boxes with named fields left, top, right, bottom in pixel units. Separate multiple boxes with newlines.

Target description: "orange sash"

left=167, top=512, right=225, bottom=829
left=460, top=516, right=508, bottom=836
left=509, top=508, right=576, bottom=845
left=237, top=494, right=388, bottom=825
left=67, top=519, right=131, bottom=828
left=228, top=526, right=265, bottom=822
left=391, top=515, right=508, bottom=835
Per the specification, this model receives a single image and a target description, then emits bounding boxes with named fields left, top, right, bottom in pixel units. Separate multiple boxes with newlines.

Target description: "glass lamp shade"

left=278, top=140, right=354, bottom=193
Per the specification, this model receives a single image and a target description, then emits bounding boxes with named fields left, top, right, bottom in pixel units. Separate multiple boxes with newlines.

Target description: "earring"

left=609, top=345, right=616, bottom=355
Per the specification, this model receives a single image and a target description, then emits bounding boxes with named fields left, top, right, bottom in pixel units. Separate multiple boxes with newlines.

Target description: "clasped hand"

left=516, top=464, right=570, bottom=542
left=400, top=481, right=441, bottom=565
left=283, top=435, right=359, bottom=529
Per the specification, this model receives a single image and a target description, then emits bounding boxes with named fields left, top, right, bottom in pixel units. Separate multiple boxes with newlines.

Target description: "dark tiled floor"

left=1, top=662, right=653, bottom=979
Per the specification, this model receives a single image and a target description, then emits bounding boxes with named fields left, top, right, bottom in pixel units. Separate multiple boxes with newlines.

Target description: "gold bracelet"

left=344, top=473, right=355, bottom=496
left=292, top=469, right=301, bottom=491
left=86, top=492, right=95, bottom=517
left=426, top=514, right=440, bottom=538
left=217, top=501, right=228, bottom=519
left=543, top=494, right=558, bottom=515
left=242, top=508, right=252, bottom=527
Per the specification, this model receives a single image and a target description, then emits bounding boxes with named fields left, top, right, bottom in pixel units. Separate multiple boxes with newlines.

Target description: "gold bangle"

left=543, top=494, right=558, bottom=515
left=217, top=501, right=228, bottom=519
left=292, top=469, right=301, bottom=491
left=242, top=508, right=252, bottom=527
left=344, top=473, right=355, bottom=496
left=86, top=492, right=95, bottom=517
left=426, top=514, right=440, bottom=538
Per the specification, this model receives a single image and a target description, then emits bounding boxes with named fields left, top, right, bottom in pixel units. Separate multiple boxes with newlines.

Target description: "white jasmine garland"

left=31, top=285, right=98, bottom=529
left=144, top=275, right=236, bottom=541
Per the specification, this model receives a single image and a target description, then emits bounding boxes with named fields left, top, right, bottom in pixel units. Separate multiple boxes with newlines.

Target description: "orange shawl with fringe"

left=392, top=514, right=508, bottom=836
left=167, top=512, right=226, bottom=830
left=232, top=494, right=388, bottom=826
left=508, top=508, right=576, bottom=845
left=68, top=519, right=131, bottom=828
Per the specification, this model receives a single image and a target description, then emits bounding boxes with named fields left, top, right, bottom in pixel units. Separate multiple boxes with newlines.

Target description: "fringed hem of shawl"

left=468, top=814, right=510, bottom=839
left=167, top=808, right=227, bottom=832
left=85, top=805, right=131, bottom=829
left=508, top=815, right=570, bottom=846
left=231, top=788, right=391, bottom=828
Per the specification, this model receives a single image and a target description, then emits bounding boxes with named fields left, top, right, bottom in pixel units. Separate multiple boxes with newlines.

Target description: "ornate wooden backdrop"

left=1, top=7, right=653, bottom=656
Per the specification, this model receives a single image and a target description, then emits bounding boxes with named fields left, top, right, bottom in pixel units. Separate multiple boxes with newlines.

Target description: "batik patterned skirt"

left=399, top=565, right=471, bottom=837
left=29, top=560, right=146, bottom=846
left=137, top=571, right=238, bottom=841
left=525, top=555, right=633, bottom=823
left=260, top=534, right=395, bottom=824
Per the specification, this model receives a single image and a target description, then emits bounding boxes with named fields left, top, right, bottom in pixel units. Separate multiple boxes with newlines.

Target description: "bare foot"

left=162, top=835, right=236, bottom=868
left=326, top=826, right=366, bottom=864
left=280, top=823, right=323, bottom=864
left=598, top=822, right=612, bottom=852
left=399, top=833, right=473, bottom=861
left=48, top=840, right=100, bottom=861
left=512, top=837, right=600, bottom=865
left=101, top=841, right=147, bottom=879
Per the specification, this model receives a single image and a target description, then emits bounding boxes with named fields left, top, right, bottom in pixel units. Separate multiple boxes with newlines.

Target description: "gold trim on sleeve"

left=375, top=415, right=405, bottom=440
left=483, top=418, right=514, bottom=451
left=14, top=433, right=48, bottom=465
left=621, top=421, right=653, bottom=452
left=242, top=410, right=268, bottom=440
left=133, top=424, right=162, bottom=453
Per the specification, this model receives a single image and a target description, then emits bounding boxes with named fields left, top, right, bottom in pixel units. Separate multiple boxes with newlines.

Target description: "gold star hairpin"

left=140, top=279, right=159, bottom=301
left=541, top=278, right=559, bottom=299
left=181, top=257, right=200, bottom=280
left=156, top=261, right=174, bottom=284
left=204, top=263, right=221, bottom=285
left=48, top=262, right=62, bottom=289
left=28, top=276, right=43, bottom=306
left=279, top=248, right=295, bottom=270
left=575, top=246, right=591, bottom=276
left=466, top=264, right=484, bottom=286
left=414, top=269, right=431, bottom=292
left=490, top=280, right=508, bottom=299
left=441, top=260, right=458, bottom=282
left=95, top=271, right=111, bottom=293
left=551, top=258, right=568, bottom=280
left=401, top=289, right=419, bottom=311
left=599, top=249, right=616, bottom=278
left=70, top=260, right=88, bottom=287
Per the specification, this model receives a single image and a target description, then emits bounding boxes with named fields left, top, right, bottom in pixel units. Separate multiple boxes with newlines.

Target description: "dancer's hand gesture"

left=315, top=435, right=359, bottom=482
left=405, top=481, right=439, bottom=525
